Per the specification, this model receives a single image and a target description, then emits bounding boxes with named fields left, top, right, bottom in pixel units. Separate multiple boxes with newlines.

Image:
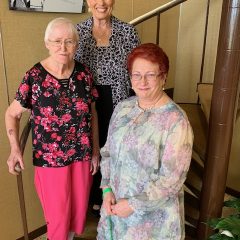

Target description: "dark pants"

left=90, top=85, right=113, bottom=205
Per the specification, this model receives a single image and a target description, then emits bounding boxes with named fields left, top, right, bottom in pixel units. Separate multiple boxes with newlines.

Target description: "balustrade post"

left=197, top=0, right=240, bottom=238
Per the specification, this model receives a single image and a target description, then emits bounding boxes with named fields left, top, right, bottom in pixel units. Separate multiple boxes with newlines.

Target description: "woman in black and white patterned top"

left=75, top=0, right=140, bottom=216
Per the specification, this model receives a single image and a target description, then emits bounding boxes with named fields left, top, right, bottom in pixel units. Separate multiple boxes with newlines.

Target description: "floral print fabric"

left=97, top=97, right=193, bottom=240
left=75, top=16, right=140, bottom=108
left=15, top=61, right=98, bottom=167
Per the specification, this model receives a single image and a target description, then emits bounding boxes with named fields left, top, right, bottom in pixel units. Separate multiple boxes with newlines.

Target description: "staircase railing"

left=129, top=0, right=188, bottom=44
left=18, top=119, right=31, bottom=240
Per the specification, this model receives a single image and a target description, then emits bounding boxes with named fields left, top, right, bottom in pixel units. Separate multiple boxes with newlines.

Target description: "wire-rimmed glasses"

left=48, top=39, right=76, bottom=48
left=130, top=72, right=162, bottom=82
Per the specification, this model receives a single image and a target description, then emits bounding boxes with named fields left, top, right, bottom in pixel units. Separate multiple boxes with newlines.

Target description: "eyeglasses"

left=48, top=39, right=76, bottom=48
left=130, top=72, right=162, bottom=82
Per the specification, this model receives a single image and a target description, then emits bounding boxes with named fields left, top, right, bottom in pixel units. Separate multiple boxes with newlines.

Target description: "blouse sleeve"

left=74, top=23, right=83, bottom=62
left=99, top=143, right=111, bottom=187
left=100, top=102, right=123, bottom=187
left=88, top=73, right=98, bottom=102
left=127, top=25, right=141, bottom=50
left=128, top=117, right=193, bottom=212
left=81, top=64, right=99, bottom=102
left=15, top=71, right=33, bottom=110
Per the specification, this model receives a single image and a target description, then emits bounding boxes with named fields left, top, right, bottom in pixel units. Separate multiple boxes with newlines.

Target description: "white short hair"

left=44, top=17, right=79, bottom=42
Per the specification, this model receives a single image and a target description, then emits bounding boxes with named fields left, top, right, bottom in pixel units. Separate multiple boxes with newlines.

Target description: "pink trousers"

left=34, top=161, right=92, bottom=240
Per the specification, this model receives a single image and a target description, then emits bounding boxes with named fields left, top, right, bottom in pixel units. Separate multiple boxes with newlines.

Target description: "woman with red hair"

left=97, top=43, right=193, bottom=240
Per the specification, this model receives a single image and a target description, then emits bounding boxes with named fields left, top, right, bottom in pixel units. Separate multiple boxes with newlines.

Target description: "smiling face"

left=87, top=0, right=114, bottom=21
left=45, top=23, right=77, bottom=65
left=131, top=58, right=166, bottom=104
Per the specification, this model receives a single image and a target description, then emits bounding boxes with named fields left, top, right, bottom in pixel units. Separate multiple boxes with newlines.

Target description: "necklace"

left=137, top=92, right=165, bottom=111
left=134, top=93, right=165, bottom=123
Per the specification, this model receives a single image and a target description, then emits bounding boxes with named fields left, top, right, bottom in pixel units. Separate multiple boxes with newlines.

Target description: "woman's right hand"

left=103, top=191, right=116, bottom=215
left=7, top=149, right=24, bottom=175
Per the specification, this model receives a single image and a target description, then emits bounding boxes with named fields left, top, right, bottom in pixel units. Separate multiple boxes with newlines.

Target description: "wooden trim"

left=225, top=187, right=240, bottom=198
left=0, top=22, right=10, bottom=105
left=185, top=224, right=197, bottom=239
left=16, top=173, right=29, bottom=240
left=16, top=225, right=47, bottom=240
left=164, top=87, right=174, bottom=99
left=130, top=0, right=188, bottom=26
left=17, top=119, right=31, bottom=240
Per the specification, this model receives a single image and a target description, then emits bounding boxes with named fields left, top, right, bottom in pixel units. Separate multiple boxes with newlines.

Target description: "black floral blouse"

left=15, top=61, right=98, bottom=167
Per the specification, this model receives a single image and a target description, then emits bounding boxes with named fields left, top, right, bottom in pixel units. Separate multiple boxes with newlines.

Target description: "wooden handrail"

left=17, top=118, right=31, bottom=240
left=129, top=0, right=188, bottom=26
left=19, top=119, right=31, bottom=154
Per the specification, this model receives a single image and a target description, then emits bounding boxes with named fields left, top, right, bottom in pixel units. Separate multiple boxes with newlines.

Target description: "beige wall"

left=174, top=0, right=240, bottom=192
left=174, top=0, right=223, bottom=103
left=0, top=22, right=24, bottom=239
left=202, top=0, right=223, bottom=84
left=130, top=0, right=180, bottom=89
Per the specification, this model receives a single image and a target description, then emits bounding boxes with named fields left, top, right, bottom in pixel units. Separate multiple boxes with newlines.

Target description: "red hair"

left=127, top=43, right=169, bottom=75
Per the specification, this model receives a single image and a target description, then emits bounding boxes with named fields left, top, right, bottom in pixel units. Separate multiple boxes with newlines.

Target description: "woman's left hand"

left=111, top=198, right=134, bottom=218
left=91, top=154, right=99, bottom=175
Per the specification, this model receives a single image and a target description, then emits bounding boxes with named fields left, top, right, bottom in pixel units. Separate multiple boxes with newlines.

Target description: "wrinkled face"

left=130, top=58, right=166, bottom=102
left=87, top=0, right=114, bottom=21
left=45, top=23, right=77, bottom=64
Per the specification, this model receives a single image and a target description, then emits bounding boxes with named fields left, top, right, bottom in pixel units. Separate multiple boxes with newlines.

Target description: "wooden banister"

left=129, top=0, right=188, bottom=26
left=17, top=119, right=31, bottom=240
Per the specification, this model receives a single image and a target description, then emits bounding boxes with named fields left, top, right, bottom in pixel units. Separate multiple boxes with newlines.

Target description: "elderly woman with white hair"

left=5, top=17, right=99, bottom=240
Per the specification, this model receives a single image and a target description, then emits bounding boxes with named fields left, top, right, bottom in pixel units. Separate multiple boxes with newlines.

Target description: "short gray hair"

left=44, top=17, right=79, bottom=42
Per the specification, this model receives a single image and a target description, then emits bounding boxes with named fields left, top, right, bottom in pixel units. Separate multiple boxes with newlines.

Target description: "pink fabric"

left=34, top=161, right=92, bottom=240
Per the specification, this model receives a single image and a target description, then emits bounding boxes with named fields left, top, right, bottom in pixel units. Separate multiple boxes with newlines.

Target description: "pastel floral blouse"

left=97, top=97, right=193, bottom=240
left=15, top=61, right=98, bottom=167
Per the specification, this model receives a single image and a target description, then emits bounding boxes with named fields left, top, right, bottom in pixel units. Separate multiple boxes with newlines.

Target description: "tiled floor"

left=34, top=210, right=98, bottom=240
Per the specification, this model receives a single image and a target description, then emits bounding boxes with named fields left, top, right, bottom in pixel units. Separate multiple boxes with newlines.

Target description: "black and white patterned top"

left=75, top=16, right=140, bottom=108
